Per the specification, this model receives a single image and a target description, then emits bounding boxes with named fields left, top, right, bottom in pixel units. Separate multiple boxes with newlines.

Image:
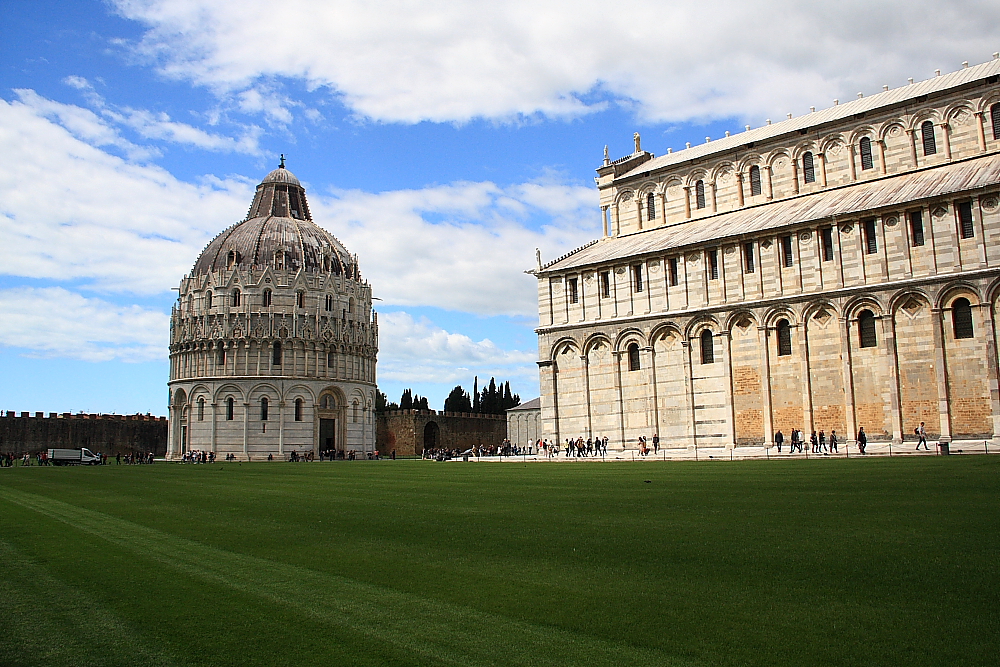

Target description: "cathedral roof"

left=543, top=152, right=1000, bottom=273
left=614, top=58, right=1000, bottom=181
left=192, top=162, right=358, bottom=278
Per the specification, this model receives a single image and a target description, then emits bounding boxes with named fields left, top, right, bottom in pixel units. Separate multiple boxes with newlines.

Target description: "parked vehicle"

left=47, top=448, right=101, bottom=465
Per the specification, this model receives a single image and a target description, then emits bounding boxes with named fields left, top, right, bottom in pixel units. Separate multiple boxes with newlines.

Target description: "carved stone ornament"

left=933, top=207, right=948, bottom=218
left=902, top=298, right=923, bottom=316
left=884, top=215, right=898, bottom=227
left=982, top=197, right=999, bottom=211
left=761, top=240, right=772, bottom=249
left=814, top=309, right=831, bottom=324
left=889, top=125, right=902, bottom=137
left=615, top=267, right=627, bottom=274
left=840, top=224, right=853, bottom=234
left=724, top=246, right=736, bottom=255
left=687, top=253, right=701, bottom=263
left=265, top=277, right=271, bottom=283
left=799, top=231, right=812, bottom=242
left=648, top=259, right=660, bottom=268
left=620, top=191, right=633, bottom=201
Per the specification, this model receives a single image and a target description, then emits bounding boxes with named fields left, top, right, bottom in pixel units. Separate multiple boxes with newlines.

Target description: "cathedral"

left=534, top=58, right=1000, bottom=451
left=167, top=162, right=378, bottom=460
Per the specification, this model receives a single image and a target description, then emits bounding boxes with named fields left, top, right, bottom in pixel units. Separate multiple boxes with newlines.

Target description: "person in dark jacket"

left=857, top=427, right=867, bottom=454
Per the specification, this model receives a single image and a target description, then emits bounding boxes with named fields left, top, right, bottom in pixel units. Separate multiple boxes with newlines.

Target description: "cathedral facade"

left=167, top=163, right=378, bottom=460
left=534, top=59, right=1000, bottom=451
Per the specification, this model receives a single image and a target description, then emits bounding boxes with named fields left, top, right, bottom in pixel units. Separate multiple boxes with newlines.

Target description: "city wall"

left=0, top=412, right=168, bottom=457
left=376, top=410, right=507, bottom=456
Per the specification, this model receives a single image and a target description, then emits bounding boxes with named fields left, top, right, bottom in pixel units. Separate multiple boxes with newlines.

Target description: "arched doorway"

left=423, top=421, right=440, bottom=452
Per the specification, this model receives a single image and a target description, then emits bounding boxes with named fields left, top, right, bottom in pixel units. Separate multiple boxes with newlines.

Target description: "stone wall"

left=376, top=410, right=507, bottom=456
left=0, top=412, right=168, bottom=457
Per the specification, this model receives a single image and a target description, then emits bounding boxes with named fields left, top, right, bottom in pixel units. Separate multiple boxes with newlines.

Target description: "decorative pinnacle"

left=279, top=154, right=286, bottom=168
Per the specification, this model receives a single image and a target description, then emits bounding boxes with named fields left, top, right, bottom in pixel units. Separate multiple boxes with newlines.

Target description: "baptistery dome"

left=192, top=164, right=357, bottom=278
left=168, top=161, right=378, bottom=461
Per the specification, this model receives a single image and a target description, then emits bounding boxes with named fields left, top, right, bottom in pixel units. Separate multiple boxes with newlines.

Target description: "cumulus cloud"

left=311, top=179, right=595, bottom=316
left=0, top=94, right=253, bottom=294
left=377, top=312, right=536, bottom=385
left=0, top=288, right=167, bottom=362
left=0, top=93, right=594, bottom=311
left=112, top=0, right=1000, bottom=126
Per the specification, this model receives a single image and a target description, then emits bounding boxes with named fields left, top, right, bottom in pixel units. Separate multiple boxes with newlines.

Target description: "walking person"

left=819, top=429, right=827, bottom=453
left=774, top=430, right=784, bottom=453
left=810, top=431, right=819, bottom=454
left=857, top=427, right=867, bottom=455
left=915, top=422, right=929, bottom=450
left=829, top=430, right=838, bottom=453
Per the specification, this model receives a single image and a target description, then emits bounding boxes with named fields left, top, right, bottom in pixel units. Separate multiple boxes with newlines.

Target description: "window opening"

left=992, top=103, right=1000, bottom=141
left=272, top=341, right=282, bottom=366
left=295, top=398, right=303, bottom=421
left=568, top=278, right=579, bottom=304
left=781, top=236, right=793, bottom=267
left=227, top=250, right=237, bottom=269
left=859, top=137, right=874, bottom=170
left=743, top=242, right=755, bottom=274
left=206, top=291, right=213, bottom=309
left=957, top=201, right=975, bottom=239
left=708, top=249, right=719, bottom=280
left=953, top=298, right=974, bottom=339
left=695, top=180, right=706, bottom=209
left=226, top=397, right=234, bottom=421
left=218, top=347, right=226, bottom=367
left=325, top=294, right=333, bottom=311
left=858, top=310, right=877, bottom=348
left=909, top=211, right=925, bottom=246
left=777, top=320, right=792, bottom=356
left=802, top=152, right=816, bottom=184
left=700, top=330, right=715, bottom=364
left=232, top=289, right=241, bottom=307
left=262, top=289, right=272, bottom=307
left=260, top=397, right=269, bottom=421
left=821, top=227, right=834, bottom=261
left=600, top=271, right=610, bottom=298
left=668, top=258, right=679, bottom=286
left=632, top=264, right=643, bottom=292
left=297, top=291, right=305, bottom=308
left=646, top=192, right=656, bottom=221
left=628, top=343, right=641, bottom=371
left=749, top=165, right=762, bottom=196
left=198, top=397, right=205, bottom=421
left=921, top=120, right=937, bottom=156
left=863, top=219, right=878, bottom=254
left=327, top=351, right=335, bottom=368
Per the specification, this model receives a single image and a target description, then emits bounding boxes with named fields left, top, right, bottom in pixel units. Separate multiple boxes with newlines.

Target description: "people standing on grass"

left=916, top=422, right=929, bottom=450
left=857, top=427, right=867, bottom=454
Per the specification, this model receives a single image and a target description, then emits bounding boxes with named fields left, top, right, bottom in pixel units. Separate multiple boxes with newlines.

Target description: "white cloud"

left=376, top=312, right=536, bottom=384
left=0, top=288, right=167, bottom=362
left=311, top=179, right=596, bottom=316
left=112, top=0, right=1000, bottom=126
left=0, top=94, right=252, bottom=294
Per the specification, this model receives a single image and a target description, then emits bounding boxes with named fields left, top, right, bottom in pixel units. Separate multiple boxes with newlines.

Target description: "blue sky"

left=1, top=0, right=996, bottom=414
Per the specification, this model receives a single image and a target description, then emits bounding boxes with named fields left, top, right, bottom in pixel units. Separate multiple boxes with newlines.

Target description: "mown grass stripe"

left=0, top=485, right=691, bottom=667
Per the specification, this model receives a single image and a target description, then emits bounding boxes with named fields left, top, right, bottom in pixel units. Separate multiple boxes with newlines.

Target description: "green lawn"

left=0, top=457, right=997, bottom=666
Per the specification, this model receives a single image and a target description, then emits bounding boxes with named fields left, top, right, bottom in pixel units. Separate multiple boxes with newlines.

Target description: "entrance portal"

left=423, top=421, right=440, bottom=453
left=320, top=419, right=337, bottom=455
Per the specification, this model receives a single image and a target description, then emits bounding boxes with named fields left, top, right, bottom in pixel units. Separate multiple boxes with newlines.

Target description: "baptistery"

left=168, top=161, right=378, bottom=460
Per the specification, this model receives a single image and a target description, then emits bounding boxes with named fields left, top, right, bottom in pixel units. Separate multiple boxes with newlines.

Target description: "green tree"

left=443, top=385, right=473, bottom=412
left=399, top=389, right=413, bottom=410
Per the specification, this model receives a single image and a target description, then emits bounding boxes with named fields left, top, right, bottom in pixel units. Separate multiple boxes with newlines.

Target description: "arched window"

left=352, top=401, right=359, bottom=423
left=695, top=180, right=706, bottom=209
left=327, top=351, right=335, bottom=368
left=262, top=289, right=272, bottom=307
left=858, top=310, right=877, bottom=348
left=296, top=291, right=305, bottom=308
left=921, top=120, right=937, bottom=156
left=206, top=291, right=213, bottom=309
left=952, top=298, right=974, bottom=339
left=777, top=319, right=792, bottom=356
left=749, top=165, right=762, bottom=196
left=992, top=103, right=1000, bottom=141
left=232, top=289, right=241, bottom=307
left=227, top=250, right=237, bottom=269
left=628, top=343, right=641, bottom=371
left=859, top=137, right=874, bottom=170
left=802, top=152, right=815, bottom=184
left=325, top=294, right=333, bottom=311
left=294, top=398, right=303, bottom=421
left=218, top=346, right=226, bottom=367
left=274, top=251, right=285, bottom=271
left=198, top=397, right=205, bottom=421
left=226, top=397, right=234, bottom=421
left=272, top=341, right=282, bottom=366
left=646, top=192, right=656, bottom=221
left=260, top=397, right=269, bottom=421
left=700, top=330, right=715, bottom=364
left=348, top=297, right=355, bottom=314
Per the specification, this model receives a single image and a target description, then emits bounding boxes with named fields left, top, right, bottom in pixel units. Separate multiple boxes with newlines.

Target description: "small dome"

left=262, top=166, right=301, bottom=186
left=192, top=164, right=358, bottom=278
